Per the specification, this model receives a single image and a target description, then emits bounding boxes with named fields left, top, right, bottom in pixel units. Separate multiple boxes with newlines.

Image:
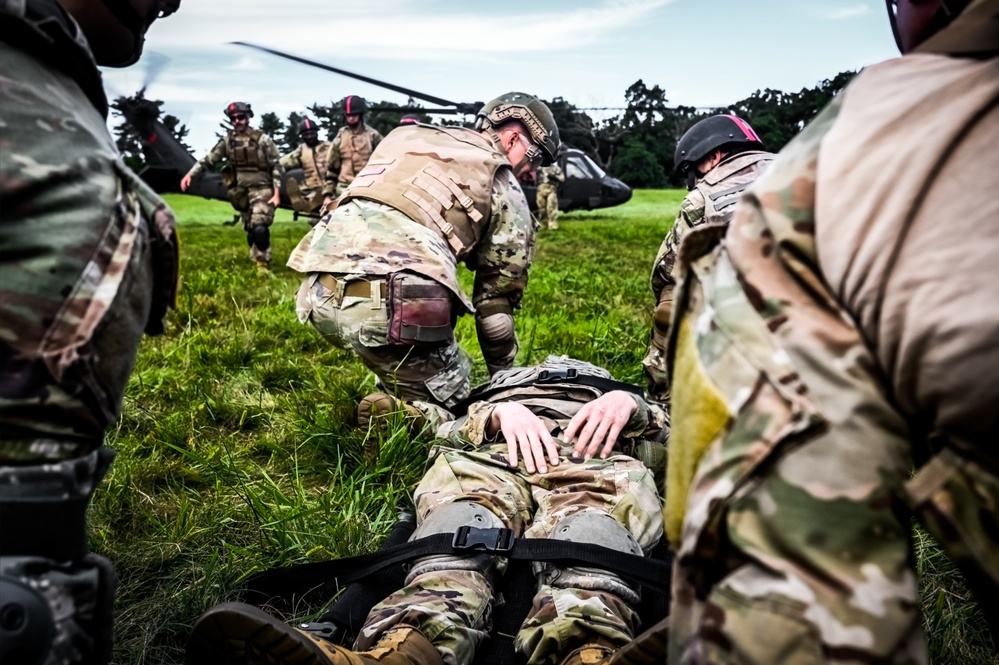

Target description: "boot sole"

left=186, top=602, right=331, bottom=665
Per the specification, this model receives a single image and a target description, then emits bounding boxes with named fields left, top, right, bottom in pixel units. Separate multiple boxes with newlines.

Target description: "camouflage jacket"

left=190, top=128, right=283, bottom=190
left=288, top=128, right=534, bottom=315
left=537, top=163, right=565, bottom=187
left=280, top=141, right=331, bottom=190
left=665, top=5, right=999, bottom=659
left=0, top=24, right=178, bottom=456
left=322, top=123, right=384, bottom=194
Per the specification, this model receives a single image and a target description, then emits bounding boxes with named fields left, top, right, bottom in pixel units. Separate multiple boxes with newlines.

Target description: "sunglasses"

left=231, top=114, right=248, bottom=122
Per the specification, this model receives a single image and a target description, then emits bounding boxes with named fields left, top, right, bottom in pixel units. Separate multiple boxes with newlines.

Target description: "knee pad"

left=248, top=225, right=270, bottom=251
left=535, top=511, right=643, bottom=604
left=406, top=501, right=505, bottom=584
left=475, top=310, right=517, bottom=372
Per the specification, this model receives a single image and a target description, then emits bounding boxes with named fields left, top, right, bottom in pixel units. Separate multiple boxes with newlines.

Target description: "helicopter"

left=115, top=91, right=325, bottom=222
left=233, top=42, right=633, bottom=214
left=116, top=47, right=632, bottom=221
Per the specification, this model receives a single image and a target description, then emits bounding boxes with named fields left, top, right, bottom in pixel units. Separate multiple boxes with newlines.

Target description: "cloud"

left=146, top=0, right=676, bottom=58
left=815, top=3, right=873, bottom=20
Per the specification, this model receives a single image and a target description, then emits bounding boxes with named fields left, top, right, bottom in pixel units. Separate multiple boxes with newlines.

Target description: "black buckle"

left=297, top=621, right=344, bottom=642
left=451, top=526, right=515, bottom=553
left=537, top=368, right=578, bottom=384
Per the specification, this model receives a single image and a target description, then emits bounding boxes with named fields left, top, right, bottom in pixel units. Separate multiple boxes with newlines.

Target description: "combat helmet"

left=674, top=114, right=763, bottom=176
left=884, top=0, right=974, bottom=52
left=224, top=101, right=253, bottom=119
left=400, top=114, right=421, bottom=126
left=475, top=92, right=560, bottom=166
left=341, top=95, right=369, bottom=116
left=299, top=117, right=320, bottom=145
left=96, top=0, right=182, bottom=67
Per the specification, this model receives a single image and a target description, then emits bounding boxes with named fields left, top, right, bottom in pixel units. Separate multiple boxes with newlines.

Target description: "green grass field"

left=96, top=191, right=995, bottom=663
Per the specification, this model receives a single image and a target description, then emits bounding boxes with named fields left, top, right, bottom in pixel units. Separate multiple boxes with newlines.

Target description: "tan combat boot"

left=356, top=393, right=426, bottom=459
left=186, top=601, right=443, bottom=665
left=559, top=644, right=615, bottom=665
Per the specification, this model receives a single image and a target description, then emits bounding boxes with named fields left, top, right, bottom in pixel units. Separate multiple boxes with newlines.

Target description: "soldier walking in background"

left=643, top=115, right=772, bottom=408
left=321, top=95, right=384, bottom=204
left=187, top=356, right=668, bottom=665
left=289, top=92, right=559, bottom=425
left=662, top=1, right=999, bottom=662
left=181, top=102, right=283, bottom=272
left=535, top=161, right=565, bottom=229
left=0, top=0, right=181, bottom=662
left=280, top=116, right=331, bottom=223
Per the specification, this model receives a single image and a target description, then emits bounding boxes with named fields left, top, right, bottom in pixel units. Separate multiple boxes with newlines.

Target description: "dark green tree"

left=282, top=111, right=304, bottom=152
left=258, top=112, right=287, bottom=151
left=612, top=136, right=667, bottom=188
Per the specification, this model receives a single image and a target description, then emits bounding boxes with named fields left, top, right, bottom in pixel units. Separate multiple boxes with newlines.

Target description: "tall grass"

left=93, top=190, right=995, bottom=663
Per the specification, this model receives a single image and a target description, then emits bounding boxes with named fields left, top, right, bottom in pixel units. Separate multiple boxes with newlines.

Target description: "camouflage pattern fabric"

left=322, top=124, right=384, bottom=197
left=355, top=373, right=664, bottom=665
left=289, top=167, right=534, bottom=397
left=536, top=164, right=564, bottom=230
left=295, top=269, right=473, bottom=406
left=190, top=129, right=283, bottom=191
left=0, top=39, right=177, bottom=463
left=643, top=151, right=771, bottom=410
left=280, top=140, right=331, bottom=199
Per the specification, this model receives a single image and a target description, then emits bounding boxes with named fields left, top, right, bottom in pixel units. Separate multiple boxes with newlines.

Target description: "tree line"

left=113, top=71, right=855, bottom=188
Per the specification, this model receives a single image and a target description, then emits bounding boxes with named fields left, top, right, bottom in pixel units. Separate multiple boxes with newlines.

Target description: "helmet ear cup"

left=476, top=92, right=561, bottom=166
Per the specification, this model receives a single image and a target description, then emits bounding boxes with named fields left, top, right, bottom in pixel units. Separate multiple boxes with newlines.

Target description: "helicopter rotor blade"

left=232, top=42, right=476, bottom=112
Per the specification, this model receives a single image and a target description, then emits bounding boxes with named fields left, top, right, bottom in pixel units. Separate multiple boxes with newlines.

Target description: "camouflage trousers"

left=240, top=185, right=275, bottom=263
left=536, top=184, right=559, bottom=230
left=295, top=273, right=472, bottom=407
left=355, top=443, right=663, bottom=665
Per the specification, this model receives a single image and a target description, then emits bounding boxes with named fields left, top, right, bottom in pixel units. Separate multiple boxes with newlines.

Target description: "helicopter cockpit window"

left=583, top=155, right=607, bottom=178
left=565, top=154, right=592, bottom=179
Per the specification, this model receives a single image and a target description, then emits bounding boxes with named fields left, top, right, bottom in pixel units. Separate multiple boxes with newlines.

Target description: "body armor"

left=336, top=125, right=379, bottom=187
left=300, top=143, right=329, bottom=189
left=227, top=129, right=264, bottom=171
left=690, top=150, right=772, bottom=226
left=340, top=125, right=509, bottom=259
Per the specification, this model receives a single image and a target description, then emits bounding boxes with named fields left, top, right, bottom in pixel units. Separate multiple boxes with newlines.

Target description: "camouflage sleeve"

left=435, top=401, right=497, bottom=447
left=470, top=169, right=535, bottom=310
left=190, top=137, right=227, bottom=177
left=260, top=134, right=284, bottom=190
left=554, top=162, right=565, bottom=183
left=279, top=146, right=302, bottom=170
left=651, top=192, right=703, bottom=309
left=322, top=132, right=342, bottom=196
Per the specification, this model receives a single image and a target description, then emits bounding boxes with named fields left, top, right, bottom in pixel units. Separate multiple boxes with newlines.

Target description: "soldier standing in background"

left=643, top=115, right=772, bottom=408
left=280, top=116, right=331, bottom=222
left=321, top=95, right=384, bottom=204
left=535, top=161, right=565, bottom=230
left=662, top=1, right=999, bottom=662
left=180, top=102, right=283, bottom=272
left=289, top=92, right=559, bottom=428
left=0, top=0, right=180, bottom=662
left=188, top=356, right=668, bottom=665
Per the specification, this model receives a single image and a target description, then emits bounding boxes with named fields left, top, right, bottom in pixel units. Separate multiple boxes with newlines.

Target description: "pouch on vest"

left=387, top=272, right=454, bottom=347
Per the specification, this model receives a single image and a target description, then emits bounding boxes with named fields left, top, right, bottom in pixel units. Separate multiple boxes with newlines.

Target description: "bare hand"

left=268, top=191, right=281, bottom=207
left=490, top=402, right=559, bottom=474
left=323, top=195, right=333, bottom=208
left=564, top=391, right=638, bottom=461
left=180, top=172, right=192, bottom=191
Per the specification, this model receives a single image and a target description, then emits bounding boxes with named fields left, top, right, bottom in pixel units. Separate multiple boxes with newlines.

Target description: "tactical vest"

left=340, top=125, right=508, bottom=259
left=477, top=356, right=617, bottom=413
left=693, top=150, right=773, bottom=226
left=337, top=126, right=377, bottom=185
left=301, top=143, right=329, bottom=189
left=227, top=129, right=264, bottom=172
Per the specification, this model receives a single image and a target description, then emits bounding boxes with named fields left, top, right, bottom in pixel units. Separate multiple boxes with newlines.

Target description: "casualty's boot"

left=356, top=392, right=426, bottom=459
left=254, top=258, right=271, bottom=274
left=186, top=601, right=443, bottom=665
left=559, top=644, right=615, bottom=665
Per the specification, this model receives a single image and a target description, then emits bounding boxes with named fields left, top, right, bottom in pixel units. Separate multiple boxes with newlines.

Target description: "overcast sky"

left=102, top=0, right=900, bottom=154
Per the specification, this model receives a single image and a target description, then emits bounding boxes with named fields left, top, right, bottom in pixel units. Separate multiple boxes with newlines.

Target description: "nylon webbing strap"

left=450, top=368, right=645, bottom=416
left=246, top=527, right=671, bottom=603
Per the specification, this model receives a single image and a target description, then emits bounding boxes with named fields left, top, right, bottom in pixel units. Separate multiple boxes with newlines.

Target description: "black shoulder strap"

left=450, top=368, right=645, bottom=416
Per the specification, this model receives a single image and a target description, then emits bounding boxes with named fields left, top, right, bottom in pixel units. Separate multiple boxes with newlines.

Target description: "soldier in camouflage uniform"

left=660, top=1, right=999, bottom=663
left=290, top=92, right=560, bottom=415
left=321, top=95, right=385, bottom=202
left=643, top=115, right=772, bottom=409
left=181, top=102, right=283, bottom=271
left=187, top=356, right=669, bottom=665
left=280, top=117, right=331, bottom=222
left=0, top=0, right=180, bottom=662
left=535, top=162, right=565, bottom=230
